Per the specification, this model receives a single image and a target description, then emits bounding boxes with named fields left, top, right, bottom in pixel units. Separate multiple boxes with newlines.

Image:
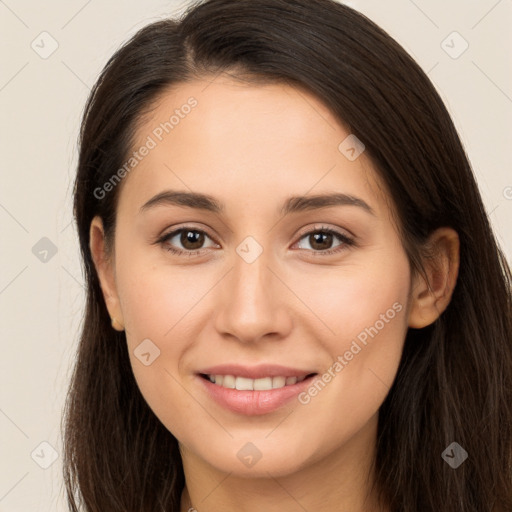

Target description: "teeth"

left=207, top=374, right=307, bottom=390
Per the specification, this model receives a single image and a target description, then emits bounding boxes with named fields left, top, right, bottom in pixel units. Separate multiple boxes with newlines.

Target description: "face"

left=93, top=75, right=414, bottom=478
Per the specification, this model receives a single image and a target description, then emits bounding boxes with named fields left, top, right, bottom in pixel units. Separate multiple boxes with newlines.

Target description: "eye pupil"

left=310, top=232, right=333, bottom=250
left=181, top=230, right=204, bottom=250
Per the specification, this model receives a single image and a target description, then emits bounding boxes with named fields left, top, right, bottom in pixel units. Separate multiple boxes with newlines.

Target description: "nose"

left=213, top=246, right=293, bottom=344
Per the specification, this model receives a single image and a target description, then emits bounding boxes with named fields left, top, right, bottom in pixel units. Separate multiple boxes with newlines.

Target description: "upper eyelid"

left=295, top=223, right=354, bottom=240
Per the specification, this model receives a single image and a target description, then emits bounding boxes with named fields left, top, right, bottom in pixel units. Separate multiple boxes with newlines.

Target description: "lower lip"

left=196, top=374, right=317, bottom=416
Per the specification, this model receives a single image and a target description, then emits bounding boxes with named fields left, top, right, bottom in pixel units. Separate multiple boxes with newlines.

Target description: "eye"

left=158, top=227, right=218, bottom=256
left=294, top=225, right=354, bottom=256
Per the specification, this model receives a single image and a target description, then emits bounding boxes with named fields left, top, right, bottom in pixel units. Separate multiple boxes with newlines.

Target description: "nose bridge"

left=214, top=237, right=291, bottom=342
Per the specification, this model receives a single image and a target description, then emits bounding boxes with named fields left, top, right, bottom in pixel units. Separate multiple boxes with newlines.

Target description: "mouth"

left=196, top=372, right=319, bottom=416
left=198, top=372, right=318, bottom=391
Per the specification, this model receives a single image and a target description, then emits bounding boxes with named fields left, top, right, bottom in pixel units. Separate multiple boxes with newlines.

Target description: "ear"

left=89, top=215, right=125, bottom=331
left=408, top=227, right=460, bottom=329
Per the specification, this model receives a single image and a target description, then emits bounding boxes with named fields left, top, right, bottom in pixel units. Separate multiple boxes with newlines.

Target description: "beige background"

left=0, top=0, right=511, bottom=510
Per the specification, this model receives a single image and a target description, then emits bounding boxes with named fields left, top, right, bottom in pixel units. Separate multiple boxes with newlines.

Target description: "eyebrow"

left=139, top=190, right=375, bottom=216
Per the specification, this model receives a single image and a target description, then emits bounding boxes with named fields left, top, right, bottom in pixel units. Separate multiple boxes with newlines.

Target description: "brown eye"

left=159, top=227, right=218, bottom=255
left=308, top=232, right=334, bottom=250
left=179, top=230, right=205, bottom=250
left=295, top=227, right=354, bottom=255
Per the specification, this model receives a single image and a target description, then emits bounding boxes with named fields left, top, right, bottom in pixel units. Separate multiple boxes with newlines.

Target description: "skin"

left=90, top=75, right=459, bottom=512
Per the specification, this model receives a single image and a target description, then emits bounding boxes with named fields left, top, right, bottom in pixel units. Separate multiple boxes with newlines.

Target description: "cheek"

left=116, top=249, right=207, bottom=343
left=306, top=301, right=408, bottom=446
left=112, top=243, right=200, bottom=383
left=295, top=248, right=410, bottom=437
left=115, top=258, right=206, bottom=433
left=289, top=243, right=410, bottom=346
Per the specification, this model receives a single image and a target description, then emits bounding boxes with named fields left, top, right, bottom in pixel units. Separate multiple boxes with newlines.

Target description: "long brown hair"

left=63, top=0, right=512, bottom=510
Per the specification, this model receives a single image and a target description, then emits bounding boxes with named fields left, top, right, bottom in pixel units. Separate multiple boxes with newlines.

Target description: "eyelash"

left=156, top=225, right=355, bottom=257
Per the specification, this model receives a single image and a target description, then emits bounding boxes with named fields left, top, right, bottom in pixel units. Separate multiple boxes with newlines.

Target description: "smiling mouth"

left=198, top=372, right=318, bottom=391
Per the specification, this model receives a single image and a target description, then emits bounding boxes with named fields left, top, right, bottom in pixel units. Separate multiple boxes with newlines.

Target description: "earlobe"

left=408, top=227, right=460, bottom=329
left=89, top=216, right=125, bottom=331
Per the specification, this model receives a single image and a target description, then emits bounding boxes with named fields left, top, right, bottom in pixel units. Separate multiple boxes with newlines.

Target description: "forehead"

left=117, top=75, right=390, bottom=219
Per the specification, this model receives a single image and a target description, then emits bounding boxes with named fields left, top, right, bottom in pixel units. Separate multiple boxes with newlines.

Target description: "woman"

left=62, top=0, right=512, bottom=510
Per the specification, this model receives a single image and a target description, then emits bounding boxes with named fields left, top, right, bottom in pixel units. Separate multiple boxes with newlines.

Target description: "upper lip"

left=197, top=364, right=317, bottom=380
